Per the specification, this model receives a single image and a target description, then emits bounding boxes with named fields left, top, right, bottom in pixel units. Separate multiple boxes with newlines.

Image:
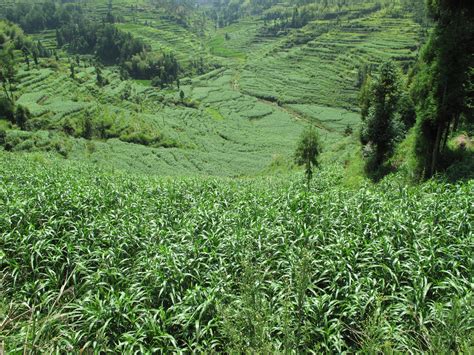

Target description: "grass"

left=134, top=79, right=152, bottom=87
left=205, top=107, right=224, bottom=121
left=0, top=155, right=472, bottom=353
left=207, top=35, right=247, bottom=60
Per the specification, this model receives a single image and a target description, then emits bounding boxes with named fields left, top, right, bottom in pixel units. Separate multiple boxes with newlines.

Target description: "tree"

left=22, top=48, right=30, bottom=70
left=82, top=113, right=93, bottom=139
left=0, top=96, right=15, bottom=122
left=96, top=66, right=106, bottom=87
left=0, top=43, right=17, bottom=104
left=411, top=1, right=474, bottom=178
left=70, top=62, right=75, bottom=79
left=295, top=126, right=321, bottom=187
left=398, top=92, right=416, bottom=130
left=358, top=74, right=372, bottom=121
left=32, top=50, right=38, bottom=66
left=0, top=129, right=6, bottom=146
left=15, top=105, right=30, bottom=130
left=360, top=61, right=400, bottom=171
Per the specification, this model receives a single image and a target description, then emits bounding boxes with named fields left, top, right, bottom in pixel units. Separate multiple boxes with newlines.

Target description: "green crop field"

left=1, top=156, right=473, bottom=353
left=1, top=0, right=473, bottom=352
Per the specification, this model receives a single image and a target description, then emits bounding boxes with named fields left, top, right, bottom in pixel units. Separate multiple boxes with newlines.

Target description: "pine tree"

left=360, top=61, right=400, bottom=170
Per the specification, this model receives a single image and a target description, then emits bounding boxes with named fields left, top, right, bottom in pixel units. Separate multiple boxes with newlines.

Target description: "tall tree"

left=0, top=43, right=16, bottom=104
left=360, top=61, right=400, bottom=170
left=412, top=1, right=474, bottom=178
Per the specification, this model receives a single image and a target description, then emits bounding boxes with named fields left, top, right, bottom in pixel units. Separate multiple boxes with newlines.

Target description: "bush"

left=0, top=97, right=15, bottom=122
left=15, top=105, right=31, bottom=130
left=0, top=129, right=6, bottom=146
left=119, top=131, right=159, bottom=146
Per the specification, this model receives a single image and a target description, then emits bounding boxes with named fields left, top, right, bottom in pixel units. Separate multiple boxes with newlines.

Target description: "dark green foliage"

left=95, top=24, right=146, bottom=65
left=22, top=48, right=30, bottom=69
left=0, top=128, right=6, bottom=145
left=96, top=66, right=108, bottom=87
left=82, top=114, right=93, bottom=139
left=0, top=96, right=15, bottom=122
left=398, top=92, right=416, bottom=130
left=0, top=42, right=16, bottom=103
left=32, top=50, right=38, bottom=65
left=180, top=90, right=185, bottom=102
left=126, top=51, right=179, bottom=84
left=358, top=74, right=372, bottom=122
left=14, top=105, right=30, bottom=130
left=411, top=1, right=474, bottom=178
left=294, top=126, right=321, bottom=185
left=151, top=76, right=163, bottom=88
left=69, top=62, right=75, bottom=79
left=344, top=124, right=353, bottom=136
left=360, top=61, right=400, bottom=172
left=4, top=1, right=152, bottom=76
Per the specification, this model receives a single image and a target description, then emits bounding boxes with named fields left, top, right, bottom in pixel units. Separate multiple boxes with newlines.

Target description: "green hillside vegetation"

left=0, top=0, right=473, bottom=352
left=0, top=0, right=427, bottom=177
left=1, top=155, right=473, bottom=353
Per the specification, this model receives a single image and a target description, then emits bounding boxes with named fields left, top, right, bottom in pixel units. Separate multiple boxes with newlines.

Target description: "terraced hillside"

left=0, top=1, right=423, bottom=177
left=116, top=21, right=209, bottom=67
left=5, top=59, right=313, bottom=176
left=239, top=9, right=422, bottom=110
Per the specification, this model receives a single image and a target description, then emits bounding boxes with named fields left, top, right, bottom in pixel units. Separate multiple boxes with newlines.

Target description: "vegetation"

left=411, top=0, right=474, bottom=178
left=0, top=0, right=472, bottom=352
left=1, top=156, right=473, bottom=353
left=360, top=61, right=402, bottom=177
left=294, top=126, right=321, bottom=186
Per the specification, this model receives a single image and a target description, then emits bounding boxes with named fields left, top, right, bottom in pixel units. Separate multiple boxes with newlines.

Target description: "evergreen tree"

left=23, top=49, right=30, bottom=70
left=295, top=126, right=321, bottom=187
left=412, top=1, right=474, bottom=178
left=32, top=50, right=38, bottom=65
left=360, top=61, right=400, bottom=171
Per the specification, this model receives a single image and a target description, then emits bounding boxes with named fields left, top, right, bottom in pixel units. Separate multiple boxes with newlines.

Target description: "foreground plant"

left=0, top=155, right=472, bottom=352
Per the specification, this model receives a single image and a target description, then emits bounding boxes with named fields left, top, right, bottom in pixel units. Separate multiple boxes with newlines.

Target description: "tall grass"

left=1, top=155, right=472, bottom=352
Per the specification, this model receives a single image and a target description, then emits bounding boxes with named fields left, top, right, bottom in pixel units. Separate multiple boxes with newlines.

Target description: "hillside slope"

left=0, top=2, right=422, bottom=176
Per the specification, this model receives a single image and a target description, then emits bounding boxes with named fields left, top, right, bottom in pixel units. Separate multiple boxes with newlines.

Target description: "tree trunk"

left=441, top=115, right=453, bottom=151
left=430, top=121, right=443, bottom=177
left=453, top=113, right=461, bottom=132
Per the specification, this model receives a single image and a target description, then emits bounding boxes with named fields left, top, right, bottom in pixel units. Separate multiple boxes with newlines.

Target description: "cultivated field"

left=1, top=156, right=472, bottom=353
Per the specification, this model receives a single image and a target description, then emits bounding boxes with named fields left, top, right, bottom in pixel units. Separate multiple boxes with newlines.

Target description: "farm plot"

left=1, top=156, right=472, bottom=353
left=240, top=10, right=421, bottom=108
